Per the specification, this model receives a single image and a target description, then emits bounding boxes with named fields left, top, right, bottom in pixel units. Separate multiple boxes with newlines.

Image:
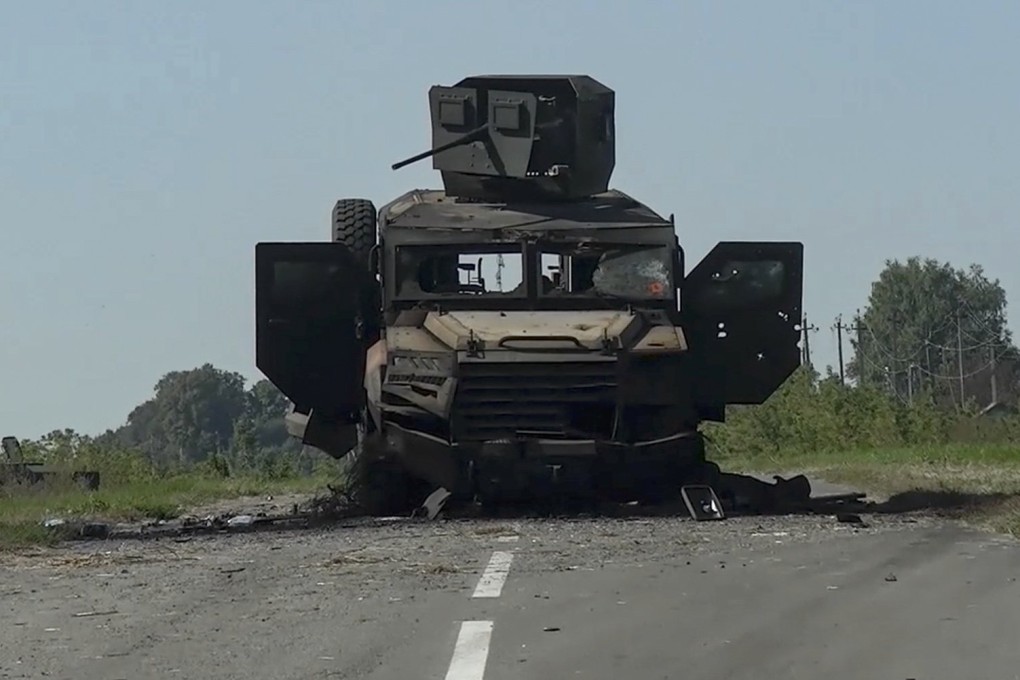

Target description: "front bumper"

left=384, top=423, right=705, bottom=503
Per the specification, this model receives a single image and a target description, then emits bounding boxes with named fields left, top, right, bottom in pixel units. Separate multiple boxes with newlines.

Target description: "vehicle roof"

left=379, top=188, right=672, bottom=233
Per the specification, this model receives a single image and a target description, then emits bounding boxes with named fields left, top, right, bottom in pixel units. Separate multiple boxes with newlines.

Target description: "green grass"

left=0, top=472, right=339, bottom=550
left=714, top=442, right=1020, bottom=537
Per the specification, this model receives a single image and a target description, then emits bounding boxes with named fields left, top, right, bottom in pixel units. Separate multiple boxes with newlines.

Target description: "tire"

left=332, top=197, right=383, bottom=343
left=346, top=452, right=428, bottom=517
left=331, top=198, right=377, bottom=267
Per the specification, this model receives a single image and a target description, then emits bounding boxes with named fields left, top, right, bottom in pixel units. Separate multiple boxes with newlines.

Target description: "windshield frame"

left=382, top=226, right=681, bottom=313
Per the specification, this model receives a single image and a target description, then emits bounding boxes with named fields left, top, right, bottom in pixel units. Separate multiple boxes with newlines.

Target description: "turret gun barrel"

left=391, top=123, right=490, bottom=171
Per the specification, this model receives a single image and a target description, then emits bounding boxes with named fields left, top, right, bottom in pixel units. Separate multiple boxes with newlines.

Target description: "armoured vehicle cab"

left=255, top=75, right=804, bottom=509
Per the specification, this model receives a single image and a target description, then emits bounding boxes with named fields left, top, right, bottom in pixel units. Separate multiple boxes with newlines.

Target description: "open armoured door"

left=683, top=242, right=804, bottom=406
left=255, top=242, right=374, bottom=428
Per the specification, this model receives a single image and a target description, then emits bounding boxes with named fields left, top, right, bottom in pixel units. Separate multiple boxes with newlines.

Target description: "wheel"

left=331, top=198, right=377, bottom=268
left=332, top=197, right=383, bottom=342
left=343, top=431, right=430, bottom=516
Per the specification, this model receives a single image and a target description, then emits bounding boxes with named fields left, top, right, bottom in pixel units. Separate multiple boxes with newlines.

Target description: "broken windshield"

left=539, top=244, right=675, bottom=300
left=393, top=242, right=675, bottom=301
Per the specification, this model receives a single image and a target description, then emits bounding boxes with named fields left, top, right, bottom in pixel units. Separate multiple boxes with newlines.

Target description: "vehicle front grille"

left=453, top=361, right=618, bottom=441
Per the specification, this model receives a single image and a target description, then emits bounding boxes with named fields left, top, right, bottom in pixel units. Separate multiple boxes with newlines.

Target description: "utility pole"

left=907, top=363, right=917, bottom=405
left=924, top=340, right=934, bottom=397
left=834, top=315, right=865, bottom=387
left=956, top=309, right=965, bottom=408
left=801, top=315, right=818, bottom=368
left=990, top=345, right=998, bottom=405
left=854, top=311, right=865, bottom=387
left=833, top=315, right=846, bottom=386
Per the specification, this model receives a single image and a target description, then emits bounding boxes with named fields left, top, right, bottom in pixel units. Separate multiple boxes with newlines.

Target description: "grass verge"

left=5, top=443, right=1020, bottom=548
left=0, top=472, right=338, bottom=550
left=714, top=442, right=1020, bottom=537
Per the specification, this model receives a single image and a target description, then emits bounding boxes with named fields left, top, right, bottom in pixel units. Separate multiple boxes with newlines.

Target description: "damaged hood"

left=422, top=310, right=644, bottom=352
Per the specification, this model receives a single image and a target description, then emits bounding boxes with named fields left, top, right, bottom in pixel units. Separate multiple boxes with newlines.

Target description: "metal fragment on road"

left=681, top=485, right=725, bottom=521
left=420, top=487, right=452, bottom=520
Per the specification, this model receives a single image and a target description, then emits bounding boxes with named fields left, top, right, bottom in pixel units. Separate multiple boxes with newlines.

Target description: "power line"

left=838, top=300, right=1013, bottom=410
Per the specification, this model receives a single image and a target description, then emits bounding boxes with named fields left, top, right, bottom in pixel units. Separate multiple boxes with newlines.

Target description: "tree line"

left=839, top=256, right=1017, bottom=411
left=18, top=364, right=310, bottom=480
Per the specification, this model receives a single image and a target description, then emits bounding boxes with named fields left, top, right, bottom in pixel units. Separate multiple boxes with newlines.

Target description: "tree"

left=116, top=364, right=248, bottom=466
left=244, top=379, right=293, bottom=449
left=848, top=257, right=1017, bottom=408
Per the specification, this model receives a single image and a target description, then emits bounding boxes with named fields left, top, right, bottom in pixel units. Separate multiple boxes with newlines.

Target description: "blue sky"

left=3, top=1, right=1018, bottom=438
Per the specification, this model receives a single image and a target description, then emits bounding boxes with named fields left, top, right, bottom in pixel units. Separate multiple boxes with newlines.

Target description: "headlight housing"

left=389, top=352, right=449, bottom=374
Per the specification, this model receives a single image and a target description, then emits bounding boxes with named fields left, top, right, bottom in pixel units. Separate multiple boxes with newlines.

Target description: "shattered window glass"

left=540, top=244, right=674, bottom=300
left=591, top=248, right=673, bottom=299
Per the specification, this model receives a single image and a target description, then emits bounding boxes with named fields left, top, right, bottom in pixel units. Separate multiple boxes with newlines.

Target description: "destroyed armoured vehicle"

left=1, top=436, right=100, bottom=491
left=255, top=75, right=804, bottom=513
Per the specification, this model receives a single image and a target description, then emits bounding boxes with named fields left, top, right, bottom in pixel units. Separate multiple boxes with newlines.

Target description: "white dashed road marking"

left=445, top=538, right=519, bottom=678
left=444, top=620, right=493, bottom=680
left=472, top=550, right=515, bottom=599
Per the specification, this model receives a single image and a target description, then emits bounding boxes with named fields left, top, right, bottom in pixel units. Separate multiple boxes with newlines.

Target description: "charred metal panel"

left=255, top=242, right=373, bottom=416
left=381, top=349, right=457, bottom=421
left=452, top=360, right=617, bottom=441
left=683, top=242, right=804, bottom=405
left=617, top=353, right=688, bottom=406
left=379, top=189, right=671, bottom=236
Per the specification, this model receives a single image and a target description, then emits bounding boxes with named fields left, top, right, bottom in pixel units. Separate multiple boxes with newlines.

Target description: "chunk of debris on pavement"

left=74, top=610, right=118, bottom=618
left=885, top=573, right=898, bottom=582
left=837, top=513, right=864, bottom=524
left=227, top=514, right=254, bottom=528
left=80, top=522, right=111, bottom=539
left=416, top=487, right=452, bottom=520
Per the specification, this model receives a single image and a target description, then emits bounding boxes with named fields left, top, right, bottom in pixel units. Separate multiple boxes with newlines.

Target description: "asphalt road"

left=2, top=505, right=1019, bottom=679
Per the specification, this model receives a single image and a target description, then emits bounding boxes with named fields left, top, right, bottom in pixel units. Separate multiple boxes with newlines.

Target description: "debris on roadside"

left=73, top=610, right=118, bottom=618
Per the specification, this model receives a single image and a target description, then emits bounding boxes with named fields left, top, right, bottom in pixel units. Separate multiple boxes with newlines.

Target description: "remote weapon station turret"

left=255, top=75, right=804, bottom=513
